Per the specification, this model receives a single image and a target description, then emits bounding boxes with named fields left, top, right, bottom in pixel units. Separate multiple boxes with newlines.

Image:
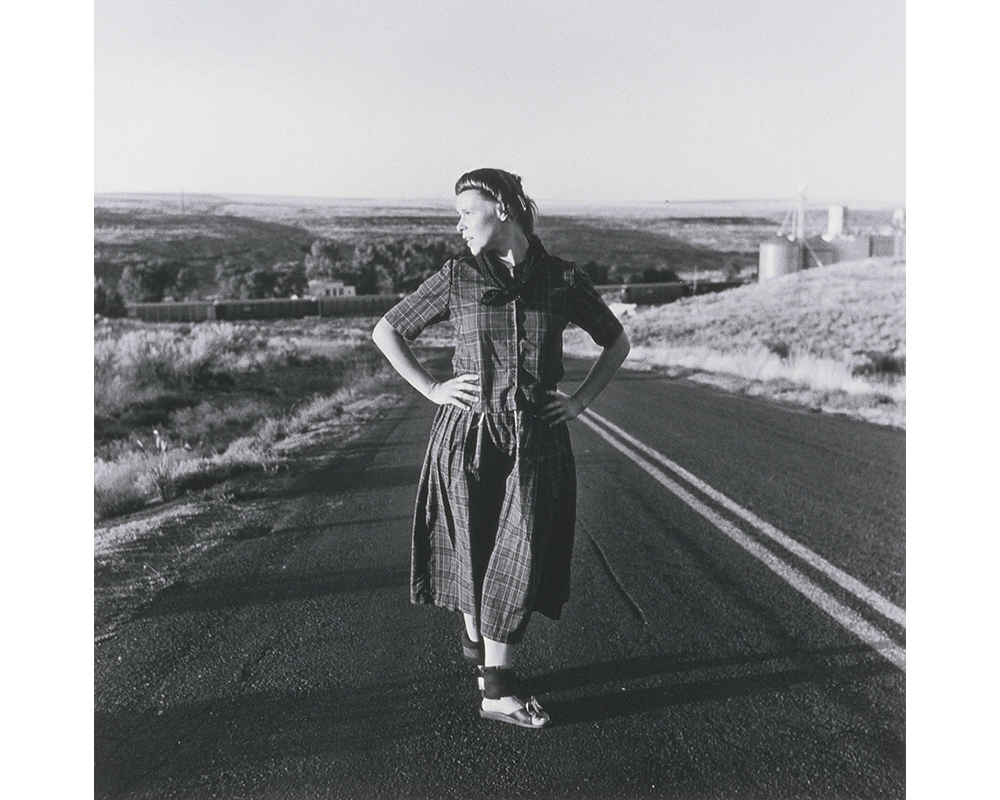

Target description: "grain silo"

left=827, top=205, right=847, bottom=237
left=758, top=238, right=802, bottom=281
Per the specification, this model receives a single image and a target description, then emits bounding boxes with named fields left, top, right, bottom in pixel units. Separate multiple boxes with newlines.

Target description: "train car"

left=213, top=298, right=319, bottom=320
left=127, top=302, right=215, bottom=322
left=317, top=294, right=404, bottom=318
left=127, top=294, right=409, bottom=323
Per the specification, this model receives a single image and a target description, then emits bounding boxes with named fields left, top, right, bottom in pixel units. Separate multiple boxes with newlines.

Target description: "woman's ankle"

left=483, top=638, right=515, bottom=669
left=462, top=614, right=481, bottom=642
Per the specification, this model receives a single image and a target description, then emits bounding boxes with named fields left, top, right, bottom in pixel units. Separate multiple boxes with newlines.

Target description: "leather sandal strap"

left=481, top=667, right=520, bottom=699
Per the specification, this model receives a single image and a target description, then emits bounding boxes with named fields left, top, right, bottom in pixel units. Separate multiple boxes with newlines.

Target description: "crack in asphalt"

left=587, top=533, right=648, bottom=625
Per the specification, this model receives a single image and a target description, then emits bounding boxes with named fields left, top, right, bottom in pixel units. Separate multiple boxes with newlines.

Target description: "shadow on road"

left=95, top=643, right=900, bottom=797
left=95, top=674, right=463, bottom=798
left=280, top=445, right=424, bottom=500
left=525, top=644, right=898, bottom=728
left=134, top=563, right=410, bottom=618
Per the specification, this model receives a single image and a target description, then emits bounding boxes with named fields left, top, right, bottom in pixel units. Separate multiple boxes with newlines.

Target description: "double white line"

left=578, top=410, right=906, bottom=672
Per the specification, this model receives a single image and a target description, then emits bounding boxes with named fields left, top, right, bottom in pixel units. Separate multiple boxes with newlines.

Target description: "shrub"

left=851, top=350, right=906, bottom=377
left=94, top=318, right=397, bottom=520
left=94, top=453, right=155, bottom=520
left=94, top=322, right=301, bottom=419
left=94, top=437, right=279, bottom=522
left=94, top=279, right=127, bottom=318
left=580, top=260, right=611, bottom=284
left=641, top=267, right=681, bottom=284
left=762, top=339, right=790, bottom=359
left=118, top=260, right=183, bottom=302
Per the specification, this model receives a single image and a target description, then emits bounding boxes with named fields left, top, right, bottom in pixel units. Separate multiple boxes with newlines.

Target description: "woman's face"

left=456, top=190, right=504, bottom=255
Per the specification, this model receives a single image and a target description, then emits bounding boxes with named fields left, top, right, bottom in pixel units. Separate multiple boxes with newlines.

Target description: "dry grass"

left=94, top=317, right=396, bottom=522
left=565, top=258, right=905, bottom=427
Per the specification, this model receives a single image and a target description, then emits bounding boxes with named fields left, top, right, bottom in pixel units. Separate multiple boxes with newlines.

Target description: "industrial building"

left=758, top=205, right=905, bottom=281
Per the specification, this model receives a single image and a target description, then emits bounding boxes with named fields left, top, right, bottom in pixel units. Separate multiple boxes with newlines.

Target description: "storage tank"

left=758, top=238, right=802, bottom=281
left=827, top=205, right=847, bottom=237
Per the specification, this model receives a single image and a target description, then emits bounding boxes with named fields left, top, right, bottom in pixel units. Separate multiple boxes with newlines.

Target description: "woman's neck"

left=492, top=229, right=531, bottom=271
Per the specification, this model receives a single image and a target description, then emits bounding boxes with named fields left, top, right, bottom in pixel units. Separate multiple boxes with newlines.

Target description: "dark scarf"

left=475, top=235, right=546, bottom=306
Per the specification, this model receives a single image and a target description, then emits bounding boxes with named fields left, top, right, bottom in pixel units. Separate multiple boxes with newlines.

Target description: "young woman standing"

left=372, top=168, right=630, bottom=728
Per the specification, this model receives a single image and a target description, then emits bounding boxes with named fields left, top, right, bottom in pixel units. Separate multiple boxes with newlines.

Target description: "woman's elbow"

left=372, top=316, right=392, bottom=346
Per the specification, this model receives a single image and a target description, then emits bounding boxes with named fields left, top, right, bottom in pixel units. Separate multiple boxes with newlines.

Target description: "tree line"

left=95, top=234, right=682, bottom=316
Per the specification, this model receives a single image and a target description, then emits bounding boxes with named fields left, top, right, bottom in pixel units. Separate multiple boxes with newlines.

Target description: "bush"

left=94, top=319, right=395, bottom=520
left=215, top=256, right=309, bottom=299
left=118, top=260, right=184, bottom=302
left=851, top=350, right=906, bottom=377
left=94, top=323, right=300, bottom=416
left=94, top=435, right=281, bottom=522
left=94, top=279, right=127, bottom=318
left=762, top=339, right=791, bottom=359
left=580, top=260, right=611, bottom=284
left=94, top=453, right=155, bottom=520
left=641, top=267, right=681, bottom=284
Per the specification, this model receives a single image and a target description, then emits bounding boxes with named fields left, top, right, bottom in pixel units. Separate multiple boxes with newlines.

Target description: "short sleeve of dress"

left=383, top=261, right=452, bottom=340
left=565, top=264, right=625, bottom=348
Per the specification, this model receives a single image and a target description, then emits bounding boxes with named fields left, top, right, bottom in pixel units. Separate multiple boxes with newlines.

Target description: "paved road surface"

left=95, top=358, right=905, bottom=799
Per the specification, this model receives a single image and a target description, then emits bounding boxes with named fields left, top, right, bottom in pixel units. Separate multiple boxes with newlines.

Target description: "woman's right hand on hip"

left=427, top=374, right=480, bottom=410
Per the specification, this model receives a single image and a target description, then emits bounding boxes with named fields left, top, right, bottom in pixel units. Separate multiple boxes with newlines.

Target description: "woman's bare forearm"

left=371, top=317, right=439, bottom=399
left=372, top=317, right=481, bottom=409
left=570, top=330, right=630, bottom=409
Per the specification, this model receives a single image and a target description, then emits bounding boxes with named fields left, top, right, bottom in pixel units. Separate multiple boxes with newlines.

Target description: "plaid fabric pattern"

left=411, top=405, right=576, bottom=644
left=385, top=240, right=621, bottom=642
left=384, top=244, right=624, bottom=412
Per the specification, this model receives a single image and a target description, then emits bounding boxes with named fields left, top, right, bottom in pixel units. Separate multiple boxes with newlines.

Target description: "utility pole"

left=892, top=208, right=905, bottom=262
left=795, top=183, right=807, bottom=270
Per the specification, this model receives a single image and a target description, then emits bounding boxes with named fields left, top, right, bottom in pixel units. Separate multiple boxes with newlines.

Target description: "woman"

left=372, top=168, right=630, bottom=728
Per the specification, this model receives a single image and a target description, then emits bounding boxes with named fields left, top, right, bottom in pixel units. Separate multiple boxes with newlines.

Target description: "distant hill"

left=94, top=194, right=898, bottom=297
left=94, top=208, right=315, bottom=297
left=535, top=214, right=764, bottom=275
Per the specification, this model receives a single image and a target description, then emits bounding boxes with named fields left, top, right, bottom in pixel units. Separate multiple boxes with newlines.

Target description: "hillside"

left=535, top=214, right=761, bottom=276
left=93, top=195, right=782, bottom=296
left=94, top=208, right=315, bottom=297
left=565, top=258, right=905, bottom=428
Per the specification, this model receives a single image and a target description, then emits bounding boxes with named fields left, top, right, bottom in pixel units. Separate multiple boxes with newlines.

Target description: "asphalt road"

left=94, top=358, right=905, bottom=799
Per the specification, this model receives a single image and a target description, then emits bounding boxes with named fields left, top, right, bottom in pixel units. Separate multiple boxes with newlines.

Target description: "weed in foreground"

left=94, top=318, right=395, bottom=522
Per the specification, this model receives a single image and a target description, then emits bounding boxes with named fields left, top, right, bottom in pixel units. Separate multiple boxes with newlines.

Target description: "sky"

left=95, top=0, right=905, bottom=206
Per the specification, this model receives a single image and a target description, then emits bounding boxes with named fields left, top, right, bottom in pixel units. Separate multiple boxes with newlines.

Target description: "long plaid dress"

left=384, top=237, right=624, bottom=643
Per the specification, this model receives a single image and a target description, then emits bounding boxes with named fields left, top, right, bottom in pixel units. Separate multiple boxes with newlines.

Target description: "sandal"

left=479, top=667, right=551, bottom=729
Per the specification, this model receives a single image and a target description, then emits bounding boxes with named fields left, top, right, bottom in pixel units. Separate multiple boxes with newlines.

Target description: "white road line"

left=577, top=414, right=906, bottom=672
left=583, top=410, right=906, bottom=629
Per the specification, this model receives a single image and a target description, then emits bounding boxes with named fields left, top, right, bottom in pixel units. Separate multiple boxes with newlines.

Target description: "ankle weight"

left=481, top=667, right=520, bottom=699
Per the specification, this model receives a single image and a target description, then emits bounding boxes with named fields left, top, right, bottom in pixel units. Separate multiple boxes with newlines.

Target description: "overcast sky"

left=95, top=0, right=905, bottom=206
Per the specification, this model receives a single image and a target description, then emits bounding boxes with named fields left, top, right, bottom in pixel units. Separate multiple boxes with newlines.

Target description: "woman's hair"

left=455, top=168, right=538, bottom=236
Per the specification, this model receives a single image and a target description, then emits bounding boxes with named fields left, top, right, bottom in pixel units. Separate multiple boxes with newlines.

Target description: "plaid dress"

left=384, top=238, right=623, bottom=643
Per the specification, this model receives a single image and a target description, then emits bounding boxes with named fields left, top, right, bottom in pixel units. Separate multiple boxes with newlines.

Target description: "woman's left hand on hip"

left=542, top=390, right=585, bottom=426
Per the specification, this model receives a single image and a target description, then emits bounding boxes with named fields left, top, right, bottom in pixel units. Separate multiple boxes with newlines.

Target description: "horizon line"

left=94, top=190, right=905, bottom=210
